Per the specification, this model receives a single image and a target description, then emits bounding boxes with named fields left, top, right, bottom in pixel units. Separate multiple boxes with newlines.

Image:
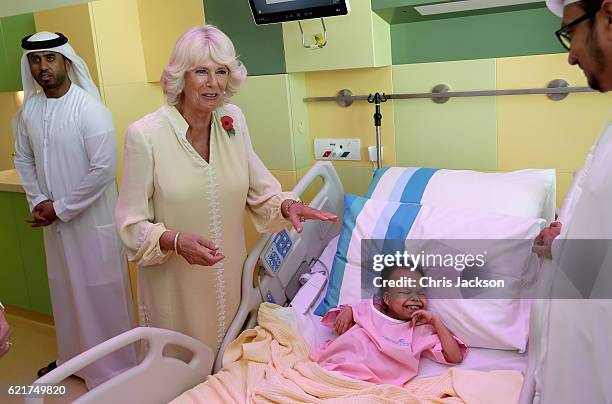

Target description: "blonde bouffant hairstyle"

left=161, top=25, right=247, bottom=106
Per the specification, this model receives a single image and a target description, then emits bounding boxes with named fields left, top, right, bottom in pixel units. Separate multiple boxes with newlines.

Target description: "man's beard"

left=37, top=71, right=67, bottom=91
left=586, top=26, right=607, bottom=92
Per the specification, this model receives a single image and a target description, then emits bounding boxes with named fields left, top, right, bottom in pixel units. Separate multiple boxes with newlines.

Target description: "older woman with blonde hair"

left=116, top=25, right=336, bottom=353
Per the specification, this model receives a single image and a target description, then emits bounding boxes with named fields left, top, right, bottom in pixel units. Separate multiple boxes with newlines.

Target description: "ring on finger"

left=299, top=216, right=306, bottom=222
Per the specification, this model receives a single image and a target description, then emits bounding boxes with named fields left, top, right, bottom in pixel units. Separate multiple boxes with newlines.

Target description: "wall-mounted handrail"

left=303, top=82, right=596, bottom=106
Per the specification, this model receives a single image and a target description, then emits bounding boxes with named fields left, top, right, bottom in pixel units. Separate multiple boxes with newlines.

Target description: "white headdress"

left=19, top=31, right=100, bottom=102
left=546, top=0, right=582, bottom=17
left=12, top=31, right=101, bottom=140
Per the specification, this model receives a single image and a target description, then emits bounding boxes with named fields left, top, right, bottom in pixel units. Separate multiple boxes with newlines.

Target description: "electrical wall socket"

left=314, top=139, right=361, bottom=161
left=368, top=146, right=383, bottom=163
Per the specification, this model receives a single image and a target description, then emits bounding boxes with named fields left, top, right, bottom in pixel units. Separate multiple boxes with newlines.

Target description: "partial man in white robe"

left=13, top=31, right=136, bottom=389
left=529, top=1, right=612, bottom=403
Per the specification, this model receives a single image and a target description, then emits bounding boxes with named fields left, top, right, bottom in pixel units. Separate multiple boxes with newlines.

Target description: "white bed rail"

left=25, top=327, right=213, bottom=404
left=214, top=161, right=344, bottom=372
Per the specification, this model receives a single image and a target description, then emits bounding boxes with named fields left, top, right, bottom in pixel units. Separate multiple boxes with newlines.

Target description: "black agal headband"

left=21, top=32, right=69, bottom=50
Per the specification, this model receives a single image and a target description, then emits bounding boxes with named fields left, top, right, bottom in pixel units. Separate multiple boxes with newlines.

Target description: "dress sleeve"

left=236, top=107, right=299, bottom=233
left=419, top=326, right=468, bottom=365
left=115, top=122, right=172, bottom=266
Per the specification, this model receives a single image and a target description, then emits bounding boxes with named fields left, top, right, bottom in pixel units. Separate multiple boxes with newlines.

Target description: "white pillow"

left=366, top=167, right=556, bottom=223
left=314, top=194, right=544, bottom=351
left=428, top=297, right=534, bottom=352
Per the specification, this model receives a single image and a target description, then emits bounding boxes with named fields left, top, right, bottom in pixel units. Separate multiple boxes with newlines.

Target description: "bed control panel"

left=264, top=290, right=277, bottom=304
left=261, top=230, right=294, bottom=275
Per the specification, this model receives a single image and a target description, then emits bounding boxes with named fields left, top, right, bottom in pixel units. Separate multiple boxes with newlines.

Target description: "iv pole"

left=367, top=92, right=388, bottom=170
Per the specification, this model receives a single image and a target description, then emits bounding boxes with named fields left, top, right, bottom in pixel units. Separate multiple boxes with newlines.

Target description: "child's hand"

left=334, top=306, right=355, bottom=335
left=411, top=310, right=437, bottom=327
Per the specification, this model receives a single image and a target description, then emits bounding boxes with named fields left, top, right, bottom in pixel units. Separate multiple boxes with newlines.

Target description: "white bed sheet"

left=289, top=236, right=528, bottom=379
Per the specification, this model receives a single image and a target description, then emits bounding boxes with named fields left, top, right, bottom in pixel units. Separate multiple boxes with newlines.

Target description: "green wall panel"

left=13, top=194, right=51, bottom=314
left=0, top=37, right=8, bottom=92
left=203, top=0, right=286, bottom=75
left=392, top=7, right=564, bottom=64
left=0, top=192, right=51, bottom=314
left=0, top=192, right=30, bottom=308
left=0, top=13, right=36, bottom=92
left=393, top=59, right=497, bottom=170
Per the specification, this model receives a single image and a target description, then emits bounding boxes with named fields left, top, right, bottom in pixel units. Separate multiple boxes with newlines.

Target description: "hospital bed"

left=26, top=161, right=548, bottom=404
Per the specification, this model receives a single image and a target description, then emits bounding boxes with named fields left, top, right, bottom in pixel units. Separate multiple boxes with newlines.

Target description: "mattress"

left=289, top=236, right=528, bottom=379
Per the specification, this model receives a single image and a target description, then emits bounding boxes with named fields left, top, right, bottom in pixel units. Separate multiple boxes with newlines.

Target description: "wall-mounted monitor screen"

left=248, top=0, right=349, bottom=25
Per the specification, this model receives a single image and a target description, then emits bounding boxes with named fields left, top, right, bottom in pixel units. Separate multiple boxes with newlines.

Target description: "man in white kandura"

left=13, top=31, right=136, bottom=388
left=529, top=1, right=612, bottom=403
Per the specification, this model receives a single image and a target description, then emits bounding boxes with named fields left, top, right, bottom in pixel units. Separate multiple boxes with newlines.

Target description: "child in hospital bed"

left=310, top=264, right=467, bottom=386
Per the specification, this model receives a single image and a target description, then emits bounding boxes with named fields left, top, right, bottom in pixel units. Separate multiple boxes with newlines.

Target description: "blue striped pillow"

left=366, top=167, right=439, bottom=204
left=314, top=194, right=421, bottom=316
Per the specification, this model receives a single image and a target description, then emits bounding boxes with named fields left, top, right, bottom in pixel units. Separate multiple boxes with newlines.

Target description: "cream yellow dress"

left=116, top=103, right=296, bottom=353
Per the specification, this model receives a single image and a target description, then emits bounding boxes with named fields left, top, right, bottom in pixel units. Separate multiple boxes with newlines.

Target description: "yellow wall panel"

left=296, top=165, right=323, bottom=204
left=137, top=0, right=205, bottom=83
left=288, top=73, right=311, bottom=170
left=271, top=169, right=298, bottom=191
left=128, top=262, right=137, bottom=309
left=556, top=172, right=574, bottom=211
left=497, top=54, right=612, bottom=205
left=393, top=60, right=497, bottom=170
left=0, top=92, right=19, bottom=170
left=33, top=3, right=100, bottom=86
left=372, top=10, right=391, bottom=67
left=305, top=66, right=395, bottom=168
left=336, top=165, right=375, bottom=197
left=231, top=74, right=296, bottom=171
left=497, top=54, right=612, bottom=173
left=282, top=1, right=390, bottom=72
left=89, top=0, right=147, bottom=87
left=102, top=82, right=163, bottom=180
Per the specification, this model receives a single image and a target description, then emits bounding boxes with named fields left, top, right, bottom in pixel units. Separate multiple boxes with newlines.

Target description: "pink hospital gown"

left=310, top=299, right=468, bottom=386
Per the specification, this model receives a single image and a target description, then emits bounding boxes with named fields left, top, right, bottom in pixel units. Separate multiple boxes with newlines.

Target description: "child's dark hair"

left=378, top=260, right=424, bottom=297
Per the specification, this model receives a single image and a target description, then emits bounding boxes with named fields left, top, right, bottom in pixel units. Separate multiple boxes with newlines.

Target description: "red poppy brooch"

left=221, top=115, right=236, bottom=137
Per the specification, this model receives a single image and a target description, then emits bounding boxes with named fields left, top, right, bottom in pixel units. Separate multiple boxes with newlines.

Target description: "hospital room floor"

left=0, top=310, right=86, bottom=404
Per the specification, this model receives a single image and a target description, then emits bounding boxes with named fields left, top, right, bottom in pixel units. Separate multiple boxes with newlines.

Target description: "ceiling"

left=372, top=0, right=547, bottom=24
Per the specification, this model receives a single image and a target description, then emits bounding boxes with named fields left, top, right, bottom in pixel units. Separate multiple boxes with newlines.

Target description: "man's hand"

left=532, top=222, right=562, bottom=259
left=333, top=306, right=355, bottom=335
left=26, top=200, right=57, bottom=227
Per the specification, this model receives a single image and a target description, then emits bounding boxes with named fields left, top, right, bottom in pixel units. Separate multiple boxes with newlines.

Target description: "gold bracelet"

left=283, top=199, right=302, bottom=218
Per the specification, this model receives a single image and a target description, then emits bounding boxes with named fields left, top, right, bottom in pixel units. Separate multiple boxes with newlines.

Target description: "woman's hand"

left=282, top=199, right=337, bottom=233
left=161, top=231, right=225, bottom=267
left=334, top=306, right=355, bottom=335
left=177, top=233, right=225, bottom=267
